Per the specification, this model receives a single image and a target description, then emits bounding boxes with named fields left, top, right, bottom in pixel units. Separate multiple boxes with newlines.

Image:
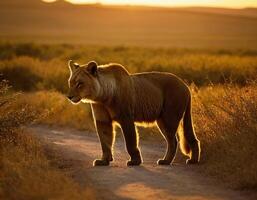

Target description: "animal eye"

left=76, top=82, right=83, bottom=88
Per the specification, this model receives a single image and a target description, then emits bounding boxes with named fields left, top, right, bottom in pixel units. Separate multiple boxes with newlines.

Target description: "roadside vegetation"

left=0, top=42, right=256, bottom=192
left=0, top=80, right=95, bottom=199
left=192, top=83, right=257, bottom=189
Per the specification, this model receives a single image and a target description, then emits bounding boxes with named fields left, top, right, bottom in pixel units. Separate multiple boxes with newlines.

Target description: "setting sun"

left=56, top=0, right=257, bottom=8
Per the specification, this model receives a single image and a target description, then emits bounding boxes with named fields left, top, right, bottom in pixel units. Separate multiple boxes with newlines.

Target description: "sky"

left=44, top=0, right=257, bottom=8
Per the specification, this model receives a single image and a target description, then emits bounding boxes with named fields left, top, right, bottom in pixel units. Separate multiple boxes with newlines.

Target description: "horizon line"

left=42, top=0, right=257, bottom=9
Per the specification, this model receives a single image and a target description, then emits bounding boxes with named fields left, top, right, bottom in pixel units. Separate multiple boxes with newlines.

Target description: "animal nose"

left=67, top=95, right=73, bottom=100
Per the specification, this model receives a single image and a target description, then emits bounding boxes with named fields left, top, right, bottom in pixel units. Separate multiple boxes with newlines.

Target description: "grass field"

left=1, top=42, right=256, bottom=92
left=0, top=42, right=256, bottom=192
left=0, top=80, right=96, bottom=199
left=0, top=1, right=257, bottom=198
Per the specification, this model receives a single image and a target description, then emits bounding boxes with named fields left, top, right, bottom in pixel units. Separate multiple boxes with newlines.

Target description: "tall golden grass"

left=0, top=43, right=256, bottom=93
left=17, top=90, right=94, bottom=131
left=0, top=80, right=96, bottom=199
left=192, top=83, right=257, bottom=189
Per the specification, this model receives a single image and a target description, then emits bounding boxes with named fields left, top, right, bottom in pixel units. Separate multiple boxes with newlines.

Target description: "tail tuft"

left=180, top=94, right=200, bottom=163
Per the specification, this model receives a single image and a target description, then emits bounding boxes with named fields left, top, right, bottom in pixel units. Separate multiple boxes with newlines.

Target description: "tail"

left=179, top=95, right=200, bottom=162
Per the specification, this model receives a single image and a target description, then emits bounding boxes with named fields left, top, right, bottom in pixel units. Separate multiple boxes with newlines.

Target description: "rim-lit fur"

left=67, top=61, right=201, bottom=166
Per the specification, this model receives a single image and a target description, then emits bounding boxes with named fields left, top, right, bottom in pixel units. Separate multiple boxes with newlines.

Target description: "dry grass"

left=0, top=43, right=257, bottom=93
left=0, top=80, right=96, bottom=200
left=0, top=131, right=96, bottom=200
left=192, top=83, right=257, bottom=189
left=0, top=56, right=68, bottom=92
left=17, top=90, right=94, bottom=131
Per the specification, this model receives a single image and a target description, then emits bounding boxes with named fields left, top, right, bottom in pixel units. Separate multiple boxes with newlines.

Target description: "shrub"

left=0, top=80, right=96, bottom=199
left=0, top=56, right=69, bottom=92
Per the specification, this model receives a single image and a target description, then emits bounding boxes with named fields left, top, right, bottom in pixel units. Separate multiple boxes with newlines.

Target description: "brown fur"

left=67, top=60, right=201, bottom=166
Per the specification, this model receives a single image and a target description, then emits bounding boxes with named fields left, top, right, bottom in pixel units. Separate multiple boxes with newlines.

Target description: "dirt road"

left=31, top=126, right=250, bottom=200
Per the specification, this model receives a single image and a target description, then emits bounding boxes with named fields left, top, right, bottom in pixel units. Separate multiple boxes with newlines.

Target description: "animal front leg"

left=91, top=104, right=114, bottom=166
left=119, top=119, right=142, bottom=166
left=93, top=120, right=114, bottom=166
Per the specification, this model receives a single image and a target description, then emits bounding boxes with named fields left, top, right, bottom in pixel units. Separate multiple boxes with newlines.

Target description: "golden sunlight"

left=55, top=0, right=257, bottom=8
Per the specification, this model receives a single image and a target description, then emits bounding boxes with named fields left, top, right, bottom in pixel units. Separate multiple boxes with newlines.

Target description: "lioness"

left=67, top=60, right=200, bottom=166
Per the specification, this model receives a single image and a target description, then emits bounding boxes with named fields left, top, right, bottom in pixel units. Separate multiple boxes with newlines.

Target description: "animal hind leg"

left=157, top=115, right=181, bottom=165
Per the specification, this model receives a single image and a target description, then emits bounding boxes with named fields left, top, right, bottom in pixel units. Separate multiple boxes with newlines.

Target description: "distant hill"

left=178, top=7, right=257, bottom=18
left=0, top=0, right=257, bottom=48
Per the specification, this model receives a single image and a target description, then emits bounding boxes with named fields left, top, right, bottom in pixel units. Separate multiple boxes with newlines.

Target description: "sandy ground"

left=30, top=126, right=252, bottom=200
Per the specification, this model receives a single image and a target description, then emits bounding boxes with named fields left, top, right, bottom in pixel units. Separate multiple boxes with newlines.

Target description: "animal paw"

left=157, top=159, right=171, bottom=165
left=93, top=159, right=110, bottom=166
left=186, top=159, right=199, bottom=165
left=127, top=159, right=142, bottom=166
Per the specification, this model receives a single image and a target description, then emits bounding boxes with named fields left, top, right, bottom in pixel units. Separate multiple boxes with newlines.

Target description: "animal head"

left=67, top=60, right=101, bottom=104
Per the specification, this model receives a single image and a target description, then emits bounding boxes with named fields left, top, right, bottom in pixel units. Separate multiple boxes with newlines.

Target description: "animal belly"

left=132, top=77, right=164, bottom=123
left=133, top=97, right=163, bottom=123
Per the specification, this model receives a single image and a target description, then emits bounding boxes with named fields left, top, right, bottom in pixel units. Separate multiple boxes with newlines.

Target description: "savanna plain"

left=0, top=42, right=256, bottom=199
left=1, top=1, right=257, bottom=199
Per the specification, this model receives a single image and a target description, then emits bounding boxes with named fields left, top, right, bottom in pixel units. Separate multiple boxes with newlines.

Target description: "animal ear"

left=87, top=61, right=98, bottom=76
left=68, top=60, right=79, bottom=72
